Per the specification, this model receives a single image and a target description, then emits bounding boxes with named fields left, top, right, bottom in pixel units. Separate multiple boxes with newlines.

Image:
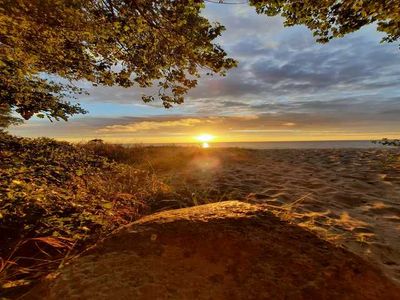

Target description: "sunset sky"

left=10, top=3, right=400, bottom=143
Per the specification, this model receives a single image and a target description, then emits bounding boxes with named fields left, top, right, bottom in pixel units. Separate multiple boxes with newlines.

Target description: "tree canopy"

left=0, top=0, right=399, bottom=125
left=0, top=103, right=21, bottom=129
left=0, top=0, right=236, bottom=122
left=250, top=0, right=399, bottom=44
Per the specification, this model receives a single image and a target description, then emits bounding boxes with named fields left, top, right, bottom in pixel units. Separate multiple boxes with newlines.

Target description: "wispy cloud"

left=98, top=118, right=207, bottom=133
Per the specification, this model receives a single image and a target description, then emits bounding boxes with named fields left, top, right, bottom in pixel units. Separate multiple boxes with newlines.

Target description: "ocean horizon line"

left=115, top=140, right=391, bottom=149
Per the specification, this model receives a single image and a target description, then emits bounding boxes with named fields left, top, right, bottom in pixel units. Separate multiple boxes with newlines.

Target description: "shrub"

left=0, top=133, right=168, bottom=293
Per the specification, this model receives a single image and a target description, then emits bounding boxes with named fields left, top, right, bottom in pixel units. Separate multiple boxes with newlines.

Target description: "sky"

left=10, top=3, right=400, bottom=143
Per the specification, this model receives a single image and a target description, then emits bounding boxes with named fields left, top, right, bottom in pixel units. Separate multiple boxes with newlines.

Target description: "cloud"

left=9, top=4, right=400, bottom=142
left=72, top=5, right=399, bottom=126
left=10, top=108, right=400, bottom=142
left=98, top=118, right=210, bottom=133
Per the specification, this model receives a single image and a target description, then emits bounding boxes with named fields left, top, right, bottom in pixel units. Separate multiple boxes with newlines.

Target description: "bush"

left=373, top=138, right=400, bottom=147
left=0, top=133, right=169, bottom=292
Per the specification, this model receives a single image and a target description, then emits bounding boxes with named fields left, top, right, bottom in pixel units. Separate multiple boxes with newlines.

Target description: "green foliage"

left=0, top=0, right=236, bottom=121
left=250, top=0, right=399, bottom=45
left=373, top=138, right=400, bottom=147
left=0, top=104, right=22, bottom=129
left=0, top=133, right=169, bottom=287
left=370, top=139, right=400, bottom=170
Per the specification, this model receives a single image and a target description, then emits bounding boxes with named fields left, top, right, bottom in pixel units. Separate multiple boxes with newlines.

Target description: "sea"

left=128, top=140, right=390, bottom=150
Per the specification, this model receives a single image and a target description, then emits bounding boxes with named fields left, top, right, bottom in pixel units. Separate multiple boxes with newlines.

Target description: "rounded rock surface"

left=25, top=201, right=400, bottom=299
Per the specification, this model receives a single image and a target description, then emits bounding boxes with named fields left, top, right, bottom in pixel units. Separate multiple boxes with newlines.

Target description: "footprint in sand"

left=352, top=227, right=375, bottom=234
left=261, top=187, right=284, bottom=195
left=382, top=215, right=400, bottom=223
left=366, top=202, right=400, bottom=215
left=331, top=192, right=368, bottom=207
left=302, top=180, right=326, bottom=189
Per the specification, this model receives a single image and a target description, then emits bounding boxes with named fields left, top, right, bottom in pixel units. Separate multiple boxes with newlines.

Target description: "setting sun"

left=195, top=134, right=215, bottom=148
left=196, top=134, right=215, bottom=142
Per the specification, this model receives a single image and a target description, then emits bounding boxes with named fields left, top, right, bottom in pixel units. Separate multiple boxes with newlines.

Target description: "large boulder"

left=25, top=201, right=399, bottom=299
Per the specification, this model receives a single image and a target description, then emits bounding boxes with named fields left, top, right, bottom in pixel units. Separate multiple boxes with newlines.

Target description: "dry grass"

left=1, top=137, right=255, bottom=297
left=81, top=142, right=254, bottom=209
left=260, top=193, right=348, bottom=245
left=0, top=137, right=173, bottom=297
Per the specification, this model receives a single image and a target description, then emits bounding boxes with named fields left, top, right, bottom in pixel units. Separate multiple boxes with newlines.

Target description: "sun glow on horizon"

left=195, top=134, right=215, bottom=148
left=196, top=134, right=215, bottom=142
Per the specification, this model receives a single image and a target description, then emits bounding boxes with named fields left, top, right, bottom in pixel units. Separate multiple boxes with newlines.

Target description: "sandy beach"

left=3, top=139, right=400, bottom=298
left=137, top=147, right=400, bottom=285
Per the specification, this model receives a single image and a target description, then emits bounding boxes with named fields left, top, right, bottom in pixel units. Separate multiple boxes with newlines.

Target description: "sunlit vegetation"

left=0, top=135, right=253, bottom=296
left=250, top=0, right=399, bottom=45
left=0, top=134, right=171, bottom=294
left=373, top=139, right=400, bottom=167
left=374, top=138, right=400, bottom=147
left=82, top=140, right=252, bottom=205
left=0, top=0, right=236, bottom=122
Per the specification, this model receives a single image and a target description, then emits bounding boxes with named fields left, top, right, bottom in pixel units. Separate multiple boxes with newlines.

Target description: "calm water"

left=210, top=140, right=384, bottom=149
left=133, top=140, right=387, bottom=150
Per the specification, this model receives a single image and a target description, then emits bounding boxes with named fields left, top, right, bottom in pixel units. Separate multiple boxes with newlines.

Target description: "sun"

left=196, top=134, right=215, bottom=142
left=195, top=134, right=215, bottom=148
